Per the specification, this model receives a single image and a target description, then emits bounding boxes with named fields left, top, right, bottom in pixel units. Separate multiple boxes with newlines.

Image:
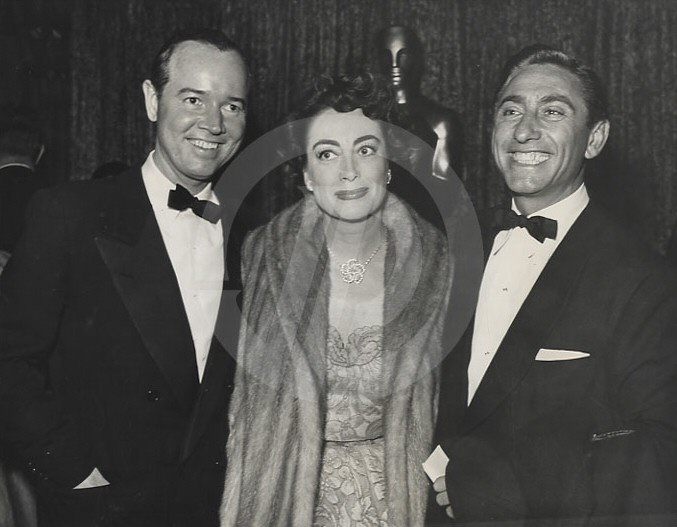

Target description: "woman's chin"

left=323, top=208, right=383, bottom=224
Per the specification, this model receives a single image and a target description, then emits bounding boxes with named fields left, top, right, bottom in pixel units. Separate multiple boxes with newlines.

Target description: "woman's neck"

left=324, top=214, right=385, bottom=261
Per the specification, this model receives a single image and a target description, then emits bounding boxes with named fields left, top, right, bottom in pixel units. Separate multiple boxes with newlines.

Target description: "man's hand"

left=433, top=476, right=454, bottom=519
left=73, top=467, right=110, bottom=489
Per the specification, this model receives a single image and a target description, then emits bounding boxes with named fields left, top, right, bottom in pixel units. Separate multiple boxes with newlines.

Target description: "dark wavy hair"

left=283, top=72, right=397, bottom=177
left=149, top=28, right=248, bottom=97
left=494, top=44, right=608, bottom=127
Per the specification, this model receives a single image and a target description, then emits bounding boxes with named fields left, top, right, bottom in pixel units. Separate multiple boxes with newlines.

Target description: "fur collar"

left=221, top=193, right=453, bottom=526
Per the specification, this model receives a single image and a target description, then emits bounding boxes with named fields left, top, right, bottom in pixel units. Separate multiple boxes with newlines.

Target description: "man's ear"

left=584, top=119, right=610, bottom=160
left=142, top=80, right=159, bottom=123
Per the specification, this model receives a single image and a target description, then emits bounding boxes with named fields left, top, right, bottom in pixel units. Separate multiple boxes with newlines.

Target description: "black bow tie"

left=492, top=208, right=558, bottom=243
left=167, top=184, right=220, bottom=224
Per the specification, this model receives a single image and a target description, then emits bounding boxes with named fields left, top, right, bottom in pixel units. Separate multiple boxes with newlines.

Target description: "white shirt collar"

left=141, top=151, right=218, bottom=217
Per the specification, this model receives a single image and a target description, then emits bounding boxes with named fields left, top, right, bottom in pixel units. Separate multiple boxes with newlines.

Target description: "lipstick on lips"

left=335, top=187, right=369, bottom=200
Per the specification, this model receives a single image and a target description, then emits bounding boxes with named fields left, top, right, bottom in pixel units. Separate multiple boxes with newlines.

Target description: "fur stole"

left=220, top=193, right=453, bottom=526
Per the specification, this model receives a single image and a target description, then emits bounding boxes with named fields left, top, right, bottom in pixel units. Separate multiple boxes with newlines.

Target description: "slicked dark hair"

left=284, top=72, right=396, bottom=174
left=494, top=44, right=609, bottom=127
left=149, top=28, right=247, bottom=97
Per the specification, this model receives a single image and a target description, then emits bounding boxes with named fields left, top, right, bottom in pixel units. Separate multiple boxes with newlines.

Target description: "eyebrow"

left=354, top=135, right=381, bottom=145
left=496, top=94, right=525, bottom=107
left=540, top=94, right=576, bottom=111
left=178, top=88, right=206, bottom=96
left=497, top=94, right=576, bottom=111
left=176, top=88, right=247, bottom=107
left=311, top=135, right=382, bottom=151
left=312, top=139, right=340, bottom=150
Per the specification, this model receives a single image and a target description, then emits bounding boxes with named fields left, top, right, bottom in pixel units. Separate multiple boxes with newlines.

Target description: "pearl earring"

left=386, top=169, right=392, bottom=185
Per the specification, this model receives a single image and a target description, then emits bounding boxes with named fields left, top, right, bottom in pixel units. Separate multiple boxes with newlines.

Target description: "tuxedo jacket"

left=432, top=202, right=677, bottom=527
left=0, top=168, right=249, bottom=526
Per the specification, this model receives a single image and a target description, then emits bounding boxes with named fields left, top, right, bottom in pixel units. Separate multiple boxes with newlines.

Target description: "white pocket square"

left=535, top=348, right=590, bottom=361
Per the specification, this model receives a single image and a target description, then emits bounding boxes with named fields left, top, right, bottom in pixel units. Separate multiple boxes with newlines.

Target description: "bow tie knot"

left=492, top=208, right=557, bottom=243
left=167, top=184, right=220, bottom=223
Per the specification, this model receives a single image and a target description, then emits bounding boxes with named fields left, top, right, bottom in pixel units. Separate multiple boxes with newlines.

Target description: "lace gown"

left=314, top=325, right=388, bottom=527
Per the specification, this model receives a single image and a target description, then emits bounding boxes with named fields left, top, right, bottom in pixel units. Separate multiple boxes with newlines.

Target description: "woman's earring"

left=386, top=169, right=392, bottom=185
left=306, top=181, right=314, bottom=192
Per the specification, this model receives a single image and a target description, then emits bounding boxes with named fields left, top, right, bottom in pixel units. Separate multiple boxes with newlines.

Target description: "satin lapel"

left=94, top=171, right=198, bottom=411
left=180, top=332, right=236, bottom=461
left=462, top=205, right=597, bottom=434
left=437, top=322, right=473, bottom=443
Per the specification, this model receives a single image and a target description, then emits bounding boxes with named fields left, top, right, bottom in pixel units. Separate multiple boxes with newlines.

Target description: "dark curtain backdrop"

left=3, top=0, right=677, bottom=252
left=0, top=0, right=70, bottom=187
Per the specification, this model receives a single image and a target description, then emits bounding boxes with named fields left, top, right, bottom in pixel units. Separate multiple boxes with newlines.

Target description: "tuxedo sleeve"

left=591, top=269, right=677, bottom=518
left=438, top=266, right=677, bottom=524
left=0, top=189, right=95, bottom=488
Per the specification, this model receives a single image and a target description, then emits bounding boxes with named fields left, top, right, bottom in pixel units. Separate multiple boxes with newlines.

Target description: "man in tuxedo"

left=0, top=29, right=249, bottom=526
left=430, top=45, right=677, bottom=526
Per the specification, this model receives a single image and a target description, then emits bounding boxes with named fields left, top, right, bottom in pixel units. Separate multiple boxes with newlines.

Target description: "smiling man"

left=0, top=29, right=249, bottom=527
left=429, top=45, right=677, bottom=526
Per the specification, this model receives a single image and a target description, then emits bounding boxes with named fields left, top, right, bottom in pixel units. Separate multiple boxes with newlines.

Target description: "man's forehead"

left=168, top=41, right=243, bottom=73
left=499, top=63, right=585, bottom=104
left=164, top=41, right=246, bottom=92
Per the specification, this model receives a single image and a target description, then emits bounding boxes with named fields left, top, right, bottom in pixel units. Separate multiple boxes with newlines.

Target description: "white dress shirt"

left=142, top=152, right=224, bottom=381
left=467, top=184, right=590, bottom=404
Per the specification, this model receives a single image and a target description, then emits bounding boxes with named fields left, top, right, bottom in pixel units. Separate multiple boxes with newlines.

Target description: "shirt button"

left=146, top=389, right=161, bottom=402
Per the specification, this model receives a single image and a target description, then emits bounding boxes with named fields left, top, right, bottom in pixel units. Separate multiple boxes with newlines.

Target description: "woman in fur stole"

left=220, top=73, right=454, bottom=527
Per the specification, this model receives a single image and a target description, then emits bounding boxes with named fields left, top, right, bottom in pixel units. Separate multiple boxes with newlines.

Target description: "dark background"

left=2, top=0, right=676, bottom=252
